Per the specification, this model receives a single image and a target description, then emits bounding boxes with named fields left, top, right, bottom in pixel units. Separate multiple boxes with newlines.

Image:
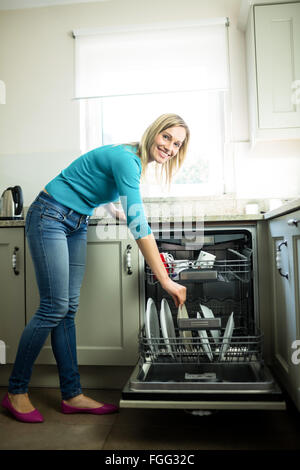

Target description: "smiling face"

left=149, top=126, right=187, bottom=164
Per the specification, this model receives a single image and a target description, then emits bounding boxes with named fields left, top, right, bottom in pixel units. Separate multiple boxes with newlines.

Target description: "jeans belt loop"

left=76, top=214, right=85, bottom=229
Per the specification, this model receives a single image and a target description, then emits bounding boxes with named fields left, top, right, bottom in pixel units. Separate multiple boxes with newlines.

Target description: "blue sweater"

left=45, top=144, right=152, bottom=240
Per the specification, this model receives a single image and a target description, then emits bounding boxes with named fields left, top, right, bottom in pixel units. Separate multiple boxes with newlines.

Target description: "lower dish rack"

left=140, top=326, right=263, bottom=364
left=128, top=327, right=275, bottom=393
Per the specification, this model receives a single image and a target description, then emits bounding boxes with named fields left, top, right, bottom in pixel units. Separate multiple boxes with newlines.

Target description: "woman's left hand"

left=114, top=208, right=127, bottom=222
left=104, top=203, right=127, bottom=222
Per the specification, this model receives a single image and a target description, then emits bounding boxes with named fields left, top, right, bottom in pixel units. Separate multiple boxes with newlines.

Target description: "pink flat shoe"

left=61, top=400, right=118, bottom=415
left=1, top=393, right=44, bottom=423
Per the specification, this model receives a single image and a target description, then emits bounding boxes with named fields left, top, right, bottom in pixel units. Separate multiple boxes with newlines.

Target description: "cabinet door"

left=0, top=228, right=25, bottom=363
left=269, top=211, right=300, bottom=411
left=76, top=225, right=140, bottom=365
left=254, top=3, right=300, bottom=130
left=26, top=224, right=140, bottom=365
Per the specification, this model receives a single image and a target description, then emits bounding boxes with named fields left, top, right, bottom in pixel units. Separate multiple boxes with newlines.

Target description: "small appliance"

left=0, top=186, right=24, bottom=219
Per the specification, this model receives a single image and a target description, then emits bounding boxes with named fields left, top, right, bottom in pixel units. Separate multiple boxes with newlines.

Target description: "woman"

left=1, top=113, right=189, bottom=423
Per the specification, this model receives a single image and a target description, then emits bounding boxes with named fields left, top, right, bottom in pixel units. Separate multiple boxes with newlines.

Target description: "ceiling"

left=0, top=0, right=111, bottom=10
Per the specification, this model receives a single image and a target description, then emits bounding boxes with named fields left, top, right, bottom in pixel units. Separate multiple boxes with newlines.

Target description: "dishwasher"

left=120, top=224, right=286, bottom=411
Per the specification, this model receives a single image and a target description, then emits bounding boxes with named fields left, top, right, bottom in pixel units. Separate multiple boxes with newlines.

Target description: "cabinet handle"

left=287, top=219, right=299, bottom=227
left=12, top=246, right=20, bottom=275
left=276, top=240, right=288, bottom=280
left=126, top=244, right=133, bottom=275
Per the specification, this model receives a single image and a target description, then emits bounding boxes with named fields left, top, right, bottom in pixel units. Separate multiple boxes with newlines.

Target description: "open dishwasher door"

left=120, top=335, right=286, bottom=410
left=120, top=225, right=286, bottom=411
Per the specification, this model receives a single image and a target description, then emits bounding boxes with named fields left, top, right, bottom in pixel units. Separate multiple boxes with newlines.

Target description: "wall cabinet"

left=268, top=209, right=300, bottom=411
left=0, top=228, right=25, bottom=363
left=25, top=224, right=140, bottom=366
left=246, top=2, right=300, bottom=143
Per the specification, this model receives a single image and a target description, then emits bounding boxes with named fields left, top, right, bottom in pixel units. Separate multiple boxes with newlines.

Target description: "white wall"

left=0, top=0, right=299, bottom=205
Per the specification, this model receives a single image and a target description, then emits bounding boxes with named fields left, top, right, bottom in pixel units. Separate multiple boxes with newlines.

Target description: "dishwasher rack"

left=146, top=249, right=252, bottom=285
left=140, top=326, right=263, bottom=365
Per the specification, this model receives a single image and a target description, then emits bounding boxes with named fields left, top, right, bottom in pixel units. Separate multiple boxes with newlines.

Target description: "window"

left=75, top=20, right=230, bottom=196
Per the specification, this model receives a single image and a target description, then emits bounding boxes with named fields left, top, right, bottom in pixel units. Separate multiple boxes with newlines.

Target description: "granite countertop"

left=263, top=197, right=300, bottom=220
left=1, top=197, right=299, bottom=227
left=0, top=219, right=26, bottom=227
left=0, top=212, right=265, bottom=227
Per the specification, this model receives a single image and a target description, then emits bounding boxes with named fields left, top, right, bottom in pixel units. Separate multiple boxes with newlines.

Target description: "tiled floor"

left=1, top=387, right=300, bottom=450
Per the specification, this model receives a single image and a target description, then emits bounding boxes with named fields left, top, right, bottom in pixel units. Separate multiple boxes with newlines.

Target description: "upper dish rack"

left=146, top=248, right=252, bottom=285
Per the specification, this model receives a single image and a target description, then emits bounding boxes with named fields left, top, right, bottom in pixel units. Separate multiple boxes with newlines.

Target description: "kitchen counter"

left=0, top=219, right=25, bottom=227
left=1, top=197, right=300, bottom=227
left=0, top=213, right=264, bottom=228
left=263, top=197, right=300, bottom=220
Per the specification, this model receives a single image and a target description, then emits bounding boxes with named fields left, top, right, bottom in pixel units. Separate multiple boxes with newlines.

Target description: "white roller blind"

left=73, top=19, right=229, bottom=99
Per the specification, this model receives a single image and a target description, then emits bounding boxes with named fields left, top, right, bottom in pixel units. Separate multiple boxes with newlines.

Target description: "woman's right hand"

left=160, top=277, right=186, bottom=308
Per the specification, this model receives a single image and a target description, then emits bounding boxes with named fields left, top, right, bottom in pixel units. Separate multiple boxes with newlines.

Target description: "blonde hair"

left=129, top=113, right=190, bottom=185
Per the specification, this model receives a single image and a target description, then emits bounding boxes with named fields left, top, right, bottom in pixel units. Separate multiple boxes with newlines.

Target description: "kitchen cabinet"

left=26, top=224, right=140, bottom=365
left=268, top=209, right=300, bottom=411
left=246, top=2, right=300, bottom=143
left=0, top=228, right=25, bottom=363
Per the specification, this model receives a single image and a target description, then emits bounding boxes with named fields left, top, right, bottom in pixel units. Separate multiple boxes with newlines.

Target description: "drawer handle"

left=126, top=244, right=133, bottom=275
left=276, top=240, right=288, bottom=280
left=287, top=219, right=299, bottom=227
left=12, top=246, right=20, bottom=275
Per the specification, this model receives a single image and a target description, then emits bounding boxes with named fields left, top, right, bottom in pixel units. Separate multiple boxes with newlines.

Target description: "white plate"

left=200, top=304, right=220, bottom=343
left=177, top=304, right=193, bottom=352
left=145, top=298, right=160, bottom=354
left=196, top=312, right=213, bottom=361
left=160, top=298, right=176, bottom=357
left=219, top=312, right=235, bottom=361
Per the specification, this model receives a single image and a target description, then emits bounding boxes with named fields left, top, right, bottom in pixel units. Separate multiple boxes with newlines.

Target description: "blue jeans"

left=8, top=191, right=89, bottom=400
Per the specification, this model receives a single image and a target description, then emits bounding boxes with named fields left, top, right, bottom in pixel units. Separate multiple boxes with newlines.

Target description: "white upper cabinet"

left=246, top=2, right=300, bottom=143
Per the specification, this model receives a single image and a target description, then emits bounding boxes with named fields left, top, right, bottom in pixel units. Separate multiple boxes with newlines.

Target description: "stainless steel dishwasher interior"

left=128, top=361, right=276, bottom=392
left=121, top=226, right=286, bottom=410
